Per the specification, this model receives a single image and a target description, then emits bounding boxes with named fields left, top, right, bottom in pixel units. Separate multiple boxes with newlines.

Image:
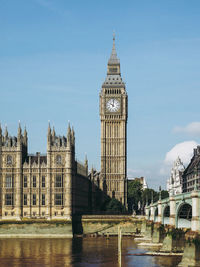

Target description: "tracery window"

left=24, top=194, right=27, bottom=205
left=56, top=155, right=62, bottom=164
left=5, top=175, right=12, bottom=188
left=24, top=176, right=27, bottom=188
left=42, top=176, right=45, bottom=187
left=55, top=175, right=63, bottom=188
left=55, top=194, right=63, bottom=205
left=7, top=155, right=12, bottom=165
left=32, top=194, right=36, bottom=205
left=5, top=194, right=13, bottom=205
left=42, top=194, right=45, bottom=205
left=33, top=176, right=36, bottom=187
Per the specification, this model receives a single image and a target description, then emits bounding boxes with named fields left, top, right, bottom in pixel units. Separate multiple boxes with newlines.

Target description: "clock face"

left=106, top=98, right=120, bottom=112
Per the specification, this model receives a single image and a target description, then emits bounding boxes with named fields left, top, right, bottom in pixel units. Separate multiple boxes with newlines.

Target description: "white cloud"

left=128, top=141, right=199, bottom=189
left=173, top=122, right=200, bottom=136
left=160, top=140, right=198, bottom=176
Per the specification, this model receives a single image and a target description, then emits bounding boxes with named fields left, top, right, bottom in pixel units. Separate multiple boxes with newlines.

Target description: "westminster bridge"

left=145, top=187, right=199, bottom=231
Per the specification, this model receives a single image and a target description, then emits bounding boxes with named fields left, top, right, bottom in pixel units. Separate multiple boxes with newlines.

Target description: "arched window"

left=56, top=155, right=62, bottom=164
left=7, top=155, right=12, bottom=165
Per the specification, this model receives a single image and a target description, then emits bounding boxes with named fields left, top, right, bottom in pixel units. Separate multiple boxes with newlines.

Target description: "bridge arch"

left=154, top=207, right=158, bottom=222
left=176, top=202, right=192, bottom=228
left=162, top=205, right=170, bottom=225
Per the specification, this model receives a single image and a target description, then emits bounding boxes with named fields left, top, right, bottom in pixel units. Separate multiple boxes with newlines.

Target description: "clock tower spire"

left=99, top=35, right=128, bottom=207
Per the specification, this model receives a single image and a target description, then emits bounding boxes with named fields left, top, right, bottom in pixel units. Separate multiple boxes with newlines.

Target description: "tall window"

left=24, top=176, right=27, bottom=188
left=56, top=155, right=62, bottom=164
left=42, top=176, right=45, bottom=188
left=55, top=175, right=62, bottom=187
left=33, top=176, right=36, bottom=187
left=32, top=194, right=36, bottom=205
left=55, top=194, right=63, bottom=205
left=5, top=194, right=13, bottom=205
left=42, top=194, right=45, bottom=205
left=5, top=175, right=12, bottom=188
left=24, top=194, right=27, bottom=205
left=7, top=155, right=12, bottom=164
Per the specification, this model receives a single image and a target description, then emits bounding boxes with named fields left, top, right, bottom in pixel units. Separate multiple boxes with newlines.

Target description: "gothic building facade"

left=166, top=157, right=185, bottom=196
left=0, top=123, right=90, bottom=220
left=182, top=146, right=200, bottom=193
left=99, top=35, right=128, bottom=207
left=0, top=36, right=129, bottom=221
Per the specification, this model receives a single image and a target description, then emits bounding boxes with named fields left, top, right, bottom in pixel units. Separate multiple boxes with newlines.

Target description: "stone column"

left=150, top=204, right=154, bottom=221
left=157, top=200, right=162, bottom=223
left=169, top=196, right=175, bottom=226
left=191, top=190, right=199, bottom=231
left=145, top=204, right=149, bottom=220
left=145, top=205, right=150, bottom=220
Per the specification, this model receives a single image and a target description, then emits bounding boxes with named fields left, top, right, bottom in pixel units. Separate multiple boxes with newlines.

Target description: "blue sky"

left=1, top=0, right=200, bottom=189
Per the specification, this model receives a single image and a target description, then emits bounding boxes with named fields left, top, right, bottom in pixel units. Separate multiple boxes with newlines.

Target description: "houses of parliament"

left=0, top=36, right=128, bottom=220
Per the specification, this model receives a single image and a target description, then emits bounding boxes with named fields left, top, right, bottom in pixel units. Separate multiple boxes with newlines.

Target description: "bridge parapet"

left=145, top=190, right=200, bottom=231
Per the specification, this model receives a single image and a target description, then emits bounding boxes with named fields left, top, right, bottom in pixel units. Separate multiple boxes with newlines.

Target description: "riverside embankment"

left=0, top=215, right=144, bottom=238
left=73, top=215, right=143, bottom=236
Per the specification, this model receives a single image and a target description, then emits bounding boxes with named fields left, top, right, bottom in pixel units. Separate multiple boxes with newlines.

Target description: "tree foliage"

left=106, top=198, right=125, bottom=212
left=127, top=180, right=142, bottom=213
left=127, top=179, right=169, bottom=214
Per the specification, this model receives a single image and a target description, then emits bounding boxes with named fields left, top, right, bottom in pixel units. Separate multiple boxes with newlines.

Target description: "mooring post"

left=118, top=226, right=122, bottom=267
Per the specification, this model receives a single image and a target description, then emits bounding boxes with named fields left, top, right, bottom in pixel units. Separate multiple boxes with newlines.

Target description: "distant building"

left=182, top=146, right=200, bottom=193
left=167, top=157, right=185, bottom=196
left=129, top=177, right=148, bottom=190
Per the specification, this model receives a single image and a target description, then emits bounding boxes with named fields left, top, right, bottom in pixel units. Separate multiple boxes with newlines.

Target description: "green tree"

left=127, top=180, right=142, bottom=213
left=106, top=198, right=125, bottom=213
left=127, top=180, right=169, bottom=214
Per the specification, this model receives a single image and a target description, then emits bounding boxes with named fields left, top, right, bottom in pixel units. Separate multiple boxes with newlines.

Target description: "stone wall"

left=0, top=216, right=144, bottom=237
left=0, top=220, right=73, bottom=238
left=77, top=215, right=143, bottom=235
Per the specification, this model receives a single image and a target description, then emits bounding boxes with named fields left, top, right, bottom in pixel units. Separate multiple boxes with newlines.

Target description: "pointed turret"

left=23, top=125, right=28, bottom=146
left=17, top=121, right=22, bottom=147
left=103, top=34, right=124, bottom=86
left=85, top=153, right=88, bottom=176
left=107, top=33, right=121, bottom=76
left=4, top=125, right=8, bottom=139
left=85, top=153, right=88, bottom=167
left=108, top=32, right=120, bottom=65
left=67, top=123, right=71, bottom=145
left=52, top=126, right=56, bottom=143
left=71, top=126, right=75, bottom=146
left=47, top=121, right=51, bottom=146
left=48, top=121, right=51, bottom=136
left=52, top=126, right=55, bottom=137
left=18, top=121, right=22, bottom=137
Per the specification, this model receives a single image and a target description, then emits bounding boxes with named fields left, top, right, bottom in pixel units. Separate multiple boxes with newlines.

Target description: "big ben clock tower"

left=99, top=34, right=128, bottom=207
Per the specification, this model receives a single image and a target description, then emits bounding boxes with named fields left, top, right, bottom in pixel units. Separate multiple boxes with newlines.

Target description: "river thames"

left=0, top=237, right=182, bottom=267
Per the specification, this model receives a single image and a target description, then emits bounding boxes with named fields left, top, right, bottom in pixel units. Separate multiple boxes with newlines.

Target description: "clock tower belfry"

left=99, top=35, right=128, bottom=207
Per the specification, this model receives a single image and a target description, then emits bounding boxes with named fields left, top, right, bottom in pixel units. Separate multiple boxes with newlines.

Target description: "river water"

left=0, top=237, right=182, bottom=267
